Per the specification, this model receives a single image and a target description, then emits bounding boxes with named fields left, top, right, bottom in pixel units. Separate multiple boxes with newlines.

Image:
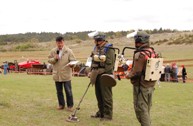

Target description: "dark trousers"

left=55, top=81, right=73, bottom=108
left=95, top=74, right=113, bottom=118
left=173, top=73, right=178, bottom=82
left=182, top=75, right=186, bottom=83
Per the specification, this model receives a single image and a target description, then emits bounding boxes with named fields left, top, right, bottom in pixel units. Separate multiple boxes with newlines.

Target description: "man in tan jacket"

left=48, top=36, right=76, bottom=111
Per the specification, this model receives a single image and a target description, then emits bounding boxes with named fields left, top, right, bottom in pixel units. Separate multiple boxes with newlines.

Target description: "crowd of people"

left=164, top=63, right=187, bottom=83
left=47, top=31, right=161, bottom=125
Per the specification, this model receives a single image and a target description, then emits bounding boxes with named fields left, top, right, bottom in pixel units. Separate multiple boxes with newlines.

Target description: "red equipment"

left=19, top=60, right=41, bottom=69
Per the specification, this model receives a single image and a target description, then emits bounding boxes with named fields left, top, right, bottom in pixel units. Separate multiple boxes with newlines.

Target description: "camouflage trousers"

left=95, top=74, right=113, bottom=119
left=133, top=86, right=154, bottom=126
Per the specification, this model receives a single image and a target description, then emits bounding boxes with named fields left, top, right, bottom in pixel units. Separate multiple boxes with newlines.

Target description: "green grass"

left=0, top=73, right=193, bottom=126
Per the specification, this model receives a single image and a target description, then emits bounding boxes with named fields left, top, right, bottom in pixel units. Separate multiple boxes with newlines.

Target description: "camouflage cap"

left=93, top=32, right=106, bottom=41
left=134, top=31, right=150, bottom=43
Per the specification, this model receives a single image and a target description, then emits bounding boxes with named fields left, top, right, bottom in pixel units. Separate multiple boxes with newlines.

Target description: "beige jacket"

left=48, top=46, right=76, bottom=82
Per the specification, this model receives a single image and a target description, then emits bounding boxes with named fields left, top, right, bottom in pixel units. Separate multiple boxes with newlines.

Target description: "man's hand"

left=87, top=72, right=91, bottom=78
left=55, top=55, right=59, bottom=60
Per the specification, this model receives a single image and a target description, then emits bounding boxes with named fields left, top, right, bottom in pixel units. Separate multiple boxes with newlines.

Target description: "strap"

left=104, top=43, right=113, bottom=54
left=140, top=47, right=156, bottom=59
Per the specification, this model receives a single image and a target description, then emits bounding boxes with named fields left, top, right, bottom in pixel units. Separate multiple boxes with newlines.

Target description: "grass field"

left=0, top=42, right=193, bottom=125
left=0, top=73, right=193, bottom=126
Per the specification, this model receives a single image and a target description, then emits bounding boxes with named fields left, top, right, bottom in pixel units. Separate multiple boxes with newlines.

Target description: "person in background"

left=48, top=36, right=76, bottom=111
left=181, top=65, right=187, bottom=83
left=164, top=63, right=171, bottom=82
left=172, top=63, right=178, bottom=82
left=14, top=60, right=19, bottom=72
left=3, top=61, right=8, bottom=75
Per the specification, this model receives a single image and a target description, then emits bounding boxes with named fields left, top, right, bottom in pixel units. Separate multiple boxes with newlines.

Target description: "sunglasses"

left=134, top=35, right=149, bottom=43
left=95, top=38, right=104, bottom=42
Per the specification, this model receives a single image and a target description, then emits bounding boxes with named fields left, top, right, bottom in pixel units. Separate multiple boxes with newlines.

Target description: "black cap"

left=93, top=34, right=106, bottom=42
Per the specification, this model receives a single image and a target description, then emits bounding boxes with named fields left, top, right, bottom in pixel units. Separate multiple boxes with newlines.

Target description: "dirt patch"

left=186, top=78, right=193, bottom=83
left=164, top=58, right=193, bottom=63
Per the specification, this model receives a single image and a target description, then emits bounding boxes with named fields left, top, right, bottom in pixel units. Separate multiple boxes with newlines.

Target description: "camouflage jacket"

left=91, top=43, right=115, bottom=74
left=127, top=44, right=157, bottom=88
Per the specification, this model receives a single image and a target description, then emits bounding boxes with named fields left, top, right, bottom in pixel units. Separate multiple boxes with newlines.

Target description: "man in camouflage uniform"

left=126, top=31, right=158, bottom=126
left=90, top=32, right=115, bottom=120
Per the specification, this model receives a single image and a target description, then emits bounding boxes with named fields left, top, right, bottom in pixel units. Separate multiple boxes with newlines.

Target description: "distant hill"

left=151, top=32, right=193, bottom=45
left=0, top=29, right=193, bottom=52
left=0, top=29, right=186, bottom=44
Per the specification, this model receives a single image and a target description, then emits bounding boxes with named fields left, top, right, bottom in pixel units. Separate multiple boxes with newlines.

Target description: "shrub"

left=15, top=43, right=35, bottom=51
left=0, top=47, right=6, bottom=52
left=75, top=39, right=82, bottom=44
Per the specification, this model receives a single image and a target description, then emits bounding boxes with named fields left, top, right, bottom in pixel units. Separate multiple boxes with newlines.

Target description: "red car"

left=19, top=60, right=41, bottom=69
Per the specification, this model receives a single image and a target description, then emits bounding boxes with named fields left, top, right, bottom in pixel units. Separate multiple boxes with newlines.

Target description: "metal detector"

left=66, top=82, right=91, bottom=122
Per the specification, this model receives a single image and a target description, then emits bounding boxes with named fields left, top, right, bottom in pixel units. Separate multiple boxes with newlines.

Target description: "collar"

left=55, top=45, right=68, bottom=53
left=137, top=43, right=149, bottom=50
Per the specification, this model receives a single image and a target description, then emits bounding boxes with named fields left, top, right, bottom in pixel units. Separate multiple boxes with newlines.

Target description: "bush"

left=0, top=42, right=7, bottom=45
left=153, top=39, right=169, bottom=45
left=15, top=43, right=35, bottom=51
left=75, top=39, right=82, bottom=44
left=0, top=47, right=6, bottom=52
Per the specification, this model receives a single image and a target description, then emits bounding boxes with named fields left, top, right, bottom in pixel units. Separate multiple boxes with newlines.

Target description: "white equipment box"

left=85, top=57, right=92, bottom=67
left=145, top=58, right=163, bottom=81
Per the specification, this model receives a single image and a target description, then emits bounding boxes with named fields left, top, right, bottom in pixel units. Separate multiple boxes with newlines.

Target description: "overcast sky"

left=0, top=0, right=193, bottom=35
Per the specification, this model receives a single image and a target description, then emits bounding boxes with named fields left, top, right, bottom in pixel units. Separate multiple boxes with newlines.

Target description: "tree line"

left=0, top=28, right=188, bottom=44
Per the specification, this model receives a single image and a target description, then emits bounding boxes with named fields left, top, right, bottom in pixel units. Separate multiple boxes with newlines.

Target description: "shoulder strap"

left=140, top=47, right=157, bottom=59
left=104, top=43, right=113, bottom=54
